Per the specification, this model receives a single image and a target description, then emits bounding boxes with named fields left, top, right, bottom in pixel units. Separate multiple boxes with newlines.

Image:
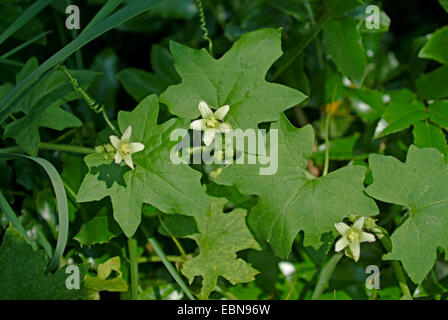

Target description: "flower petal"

left=190, top=119, right=206, bottom=131
left=334, top=222, right=350, bottom=235
left=114, top=152, right=123, bottom=164
left=349, top=242, right=361, bottom=262
left=198, top=101, right=213, bottom=118
left=203, top=128, right=216, bottom=146
left=123, top=154, right=134, bottom=170
left=353, top=217, right=365, bottom=231
left=360, top=232, right=376, bottom=243
left=122, top=126, right=132, bottom=142
left=335, top=237, right=349, bottom=252
left=217, top=122, right=232, bottom=132
left=128, top=142, right=145, bottom=153
left=110, top=135, right=120, bottom=148
left=214, top=105, right=229, bottom=120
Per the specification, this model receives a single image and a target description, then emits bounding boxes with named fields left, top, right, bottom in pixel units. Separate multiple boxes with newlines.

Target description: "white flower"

left=334, top=217, right=376, bottom=262
left=109, top=126, right=145, bottom=170
left=190, top=101, right=232, bottom=146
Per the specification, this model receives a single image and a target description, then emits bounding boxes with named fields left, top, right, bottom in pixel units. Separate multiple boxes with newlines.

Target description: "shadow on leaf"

left=90, top=164, right=130, bottom=188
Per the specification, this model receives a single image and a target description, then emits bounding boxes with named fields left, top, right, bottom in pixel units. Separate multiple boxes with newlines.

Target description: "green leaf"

left=428, top=101, right=448, bottom=130
left=313, top=133, right=360, bottom=166
left=327, top=0, right=364, bottom=16
left=359, top=10, right=391, bottom=33
left=374, top=89, right=427, bottom=138
left=0, top=0, right=53, bottom=45
left=77, top=95, right=209, bottom=237
left=4, top=103, right=81, bottom=155
left=74, top=207, right=121, bottom=246
left=0, top=225, right=87, bottom=299
left=349, top=88, right=387, bottom=123
left=160, top=28, right=306, bottom=130
left=413, top=121, right=448, bottom=158
left=323, top=18, right=367, bottom=86
left=216, top=115, right=378, bottom=257
left=440, top=0, right=448, bottom=12
left=416, top=65, right=448, bottom=100
left=117, top=45, right=179, bottom=101
left=366, top=146, right=448, bottom=283
left=2, top=58, right=98, bottom=155
left=181, top=198, right=260, bottom=299
left=419, top=26, right=448, bottom=64
left=80, top=256, right=128, bottom=300
left=0, top=0, right=166, bottom=124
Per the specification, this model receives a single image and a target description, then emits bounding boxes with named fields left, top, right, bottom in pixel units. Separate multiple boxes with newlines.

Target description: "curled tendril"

left=195, top=0, right=213, bottom=56
left=58, top=65, right=118, bottom=134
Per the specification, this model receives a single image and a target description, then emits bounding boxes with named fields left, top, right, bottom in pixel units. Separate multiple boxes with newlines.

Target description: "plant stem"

left=141, top=225, right=195, bottom=300
left=304, top=0, right=324, bottom=70
left=323, top=111, right=331, bottom=176
left=138, top=255, right=186, bottom=263
left=128, top=237, right=139, bottom=300
left=158, top=215, right=188, bottom=259
left=311, top=252, right=343, bottom=299
left=0, top=143, right=94, bottom=154
left=374, top=226, right=413, bottom=300
left=102, top=109, right=118, bottom=134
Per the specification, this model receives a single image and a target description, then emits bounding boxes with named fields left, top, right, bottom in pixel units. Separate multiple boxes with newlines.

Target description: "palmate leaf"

left=366, top=146, right=448, bottom=284
left=80, top=256, right=128, bottom=300
left=2, top=57, right=98, bottom=155
left=0, top=225, right=88, bottom=300
left=181, top=198, right=260, bottom=300
left=216, top=115, right=378, bottom=258
left=160, top=28, right=306, bottom=130
left=77, top=95, right=209, bottom=237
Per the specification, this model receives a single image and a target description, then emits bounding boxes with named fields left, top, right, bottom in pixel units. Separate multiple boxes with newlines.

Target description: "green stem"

left=374, top=226, right=413, bottom=300
left=128, top=237, right=139, bottom=300
left=311, top=252, right=343, bottom=300
left=102, top=109, right=118, bottom=134
left=141, top=225, right=195, bottom=300
left=0, top=143, right=94, bottom=154
left=304, top=0, right=324, bottom=70
left=273, top=12, right=333, bottom=80
left=158, top=215, right=187, bottom=259
left=323, top=111, right=331, bottom=176
left=138, top=255, right=187, bottom=263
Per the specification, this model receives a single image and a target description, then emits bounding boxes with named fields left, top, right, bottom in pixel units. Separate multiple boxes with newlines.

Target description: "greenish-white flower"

left=109, top=126, right=145, bottom=170
left=190, top=101, right=232, bottom=146
left=334, top=217, right=376, bottom=262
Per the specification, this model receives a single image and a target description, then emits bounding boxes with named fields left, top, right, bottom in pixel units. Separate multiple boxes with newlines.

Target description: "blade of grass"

left=0, top=57, right=24, bottom=67
left=142, top=225, right=195, bottom=300
left=82, top=0, right=125, bottom=33
left=0, top=0, right=55, bottom=46
left=1, top=30, right=52, bottom=59
left=0, top=153, right=69, bottom=273
left=0, top=0, right=166, bottom=124
left=0, top=192, right=36, bottom=249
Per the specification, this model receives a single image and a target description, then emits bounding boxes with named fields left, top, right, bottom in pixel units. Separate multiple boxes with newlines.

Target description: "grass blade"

left=82, top=0, right=125, bottom=33
left=1, top=30, right=53, bottom=59
left=0, top=192, right=36, bottom=249
left=0, top=153, right=69, bottom=273
left=0, top=0, right=166, bottom=124
left=0, top=0, right=55, bottom=46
